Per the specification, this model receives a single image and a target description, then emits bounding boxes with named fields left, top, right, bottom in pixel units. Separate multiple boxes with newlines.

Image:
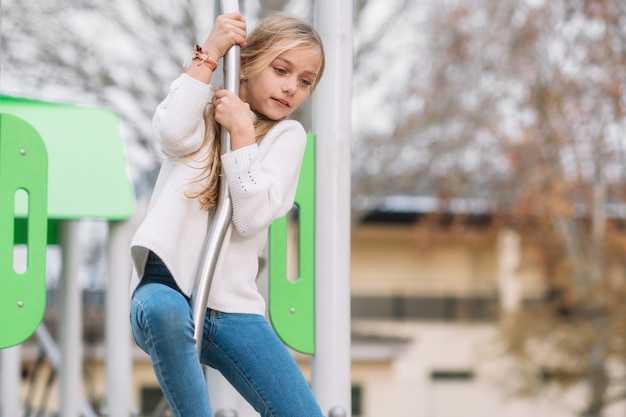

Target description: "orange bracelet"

left=182, top=45, right=218, bottom=72
left=193, top=44, right=218, bottom=71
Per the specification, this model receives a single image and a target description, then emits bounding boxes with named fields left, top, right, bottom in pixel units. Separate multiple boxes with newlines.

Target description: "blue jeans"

left=130, top=253, right=323, bottom=417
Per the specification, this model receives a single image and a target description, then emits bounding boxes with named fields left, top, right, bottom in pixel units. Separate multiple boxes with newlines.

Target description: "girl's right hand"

left=213, top=89, right=255, bottom=149
left=200, top=12, right=247, bottom=62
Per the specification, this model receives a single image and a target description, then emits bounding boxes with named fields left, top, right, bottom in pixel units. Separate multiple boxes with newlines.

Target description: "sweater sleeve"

left=221, top=121, right=307, bottom=237
left=152, top=73, right=215, bottom=158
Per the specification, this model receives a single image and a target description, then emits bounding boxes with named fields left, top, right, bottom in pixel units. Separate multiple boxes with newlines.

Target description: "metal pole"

left=191, top=0, right=241, bottom=355
left=59, top=220, right=84, bottom=417
left=106, top=218, right=139, bottom=417
left=312, top=0, right=353, bottom=415
left=0, top=345, right=22, bottom=417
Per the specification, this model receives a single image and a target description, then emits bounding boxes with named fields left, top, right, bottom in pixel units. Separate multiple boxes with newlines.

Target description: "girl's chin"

left=262, top=110, right=288, bottom=121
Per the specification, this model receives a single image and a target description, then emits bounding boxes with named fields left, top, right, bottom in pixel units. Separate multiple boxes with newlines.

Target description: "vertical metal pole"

left=191, top=0, right=240, bottom=356
left=107, top=218, right=139, bottom=417
left=1, top=345, right=22, bottom=417
left=59, top=220, right=83, bottom=417
left=190, top=2, right=241, bottom=416
left=312, top=0, right=353, bottom=415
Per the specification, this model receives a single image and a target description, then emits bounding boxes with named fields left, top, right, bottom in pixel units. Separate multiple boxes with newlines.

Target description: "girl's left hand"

left=201, top=12, right=247, bottom=61
left=213, top=89, right=255, bottom=149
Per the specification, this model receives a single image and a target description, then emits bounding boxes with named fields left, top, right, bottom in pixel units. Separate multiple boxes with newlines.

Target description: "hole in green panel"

left=286, top=204, right=300, bottom=282
left=13, top=188, right=28, bottom=274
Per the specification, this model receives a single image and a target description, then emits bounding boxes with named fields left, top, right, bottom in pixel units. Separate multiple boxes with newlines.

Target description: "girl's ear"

left=239, top=58, right=247, bottom=81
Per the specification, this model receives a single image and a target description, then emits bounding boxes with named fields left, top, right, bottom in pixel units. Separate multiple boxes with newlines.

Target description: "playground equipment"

left=0, top=113, right=48, bottom=417
left=0, top=96, right=135, bottom=417
left=268, top=135, right=316, bottom=355
left=311, top=1, right=353, bottom=415
left=0, top=114, right=48, bottom=349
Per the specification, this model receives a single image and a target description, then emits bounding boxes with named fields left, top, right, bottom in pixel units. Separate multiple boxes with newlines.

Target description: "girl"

left=129, top=11, right=326, bottom=417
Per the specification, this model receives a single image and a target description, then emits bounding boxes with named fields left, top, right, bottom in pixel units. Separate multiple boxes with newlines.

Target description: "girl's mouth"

left=273, top=98, right=290, bottom=108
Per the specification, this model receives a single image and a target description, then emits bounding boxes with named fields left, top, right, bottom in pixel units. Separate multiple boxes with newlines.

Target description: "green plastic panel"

left=0, top=114, right=48, bottom=348
left=269, top=135, right=315, bottom=354
left=0, top=95, right=135, bottom=245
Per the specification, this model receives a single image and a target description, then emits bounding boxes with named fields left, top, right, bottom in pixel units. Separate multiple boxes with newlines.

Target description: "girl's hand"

left=213, top=89, right=255, bottom=149
left=200, top=12, right=247, bottom=62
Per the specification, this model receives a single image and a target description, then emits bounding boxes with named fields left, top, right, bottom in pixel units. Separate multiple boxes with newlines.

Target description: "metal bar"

left=191, top=0, right=241, bottom=355
left=311, top=0, right=353, bottom=415
left=106, top=219, right=136, bottom=417
left=1, top=345, right=22, bottom=417
left=59, top=220, right=85, bottom=417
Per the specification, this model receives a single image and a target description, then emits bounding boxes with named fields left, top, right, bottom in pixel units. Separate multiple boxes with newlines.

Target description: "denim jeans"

left=130, top=253, right=324, bottom=417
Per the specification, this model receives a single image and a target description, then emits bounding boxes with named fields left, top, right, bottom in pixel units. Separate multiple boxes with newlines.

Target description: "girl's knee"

left=133, top=286, right=192, bottom=335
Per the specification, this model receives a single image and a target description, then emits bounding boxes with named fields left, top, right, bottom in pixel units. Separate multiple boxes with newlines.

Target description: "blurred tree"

left=492, top=2, right=626, bottom=416
left=371, top=0, right=626, bottom=416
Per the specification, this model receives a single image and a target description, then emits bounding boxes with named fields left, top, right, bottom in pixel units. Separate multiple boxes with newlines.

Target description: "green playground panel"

left=0, top=96, right=135, bottom=349
left=269, top=134, right=316, bottom=355
left=0, top=114, right=48, bottom=348
left=0, top=95, right=135, bottom=245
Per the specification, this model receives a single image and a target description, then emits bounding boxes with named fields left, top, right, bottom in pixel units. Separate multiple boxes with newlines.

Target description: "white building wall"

left=352, top=320, right=626, bottom=417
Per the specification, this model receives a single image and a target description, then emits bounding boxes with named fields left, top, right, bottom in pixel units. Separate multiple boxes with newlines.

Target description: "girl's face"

left=240, top=46, right=322, bottom=121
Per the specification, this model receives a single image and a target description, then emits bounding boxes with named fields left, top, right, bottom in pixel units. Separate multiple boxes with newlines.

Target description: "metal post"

left=106, top=218, right=139, bottom=417
left=1, top=345, right=22, bottom=417
left=190, top=2, right=242, bottom=416
left=312, top=0, right=353, bottom=415
left=191, top=0, right=240, bottom=355
left=59, top=220, right=84, bottom=417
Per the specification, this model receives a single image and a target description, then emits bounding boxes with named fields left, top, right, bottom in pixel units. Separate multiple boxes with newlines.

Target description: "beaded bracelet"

left=182, top=44, right=218, bottom=72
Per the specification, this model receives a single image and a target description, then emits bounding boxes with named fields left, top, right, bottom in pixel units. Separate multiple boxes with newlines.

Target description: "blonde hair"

left=189, top=12, right=325, bottom=211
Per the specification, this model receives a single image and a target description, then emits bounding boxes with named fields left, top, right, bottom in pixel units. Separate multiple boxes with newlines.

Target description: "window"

left=352, top=384, right=363, bottom=416
left=352, top=295, right=497, bottom=321
left=430, top=370, right=474, bottom=381
left=140, top=386, right=168, bottom=416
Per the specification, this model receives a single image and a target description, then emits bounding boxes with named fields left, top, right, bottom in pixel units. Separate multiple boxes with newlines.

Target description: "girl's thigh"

left=131, top=283, right=213, bottom=417
left=202, top=312, right=323, bottom=417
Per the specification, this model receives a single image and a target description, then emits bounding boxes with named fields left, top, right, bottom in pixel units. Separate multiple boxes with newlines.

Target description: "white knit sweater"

left=129, top=73, right=306, bottom=315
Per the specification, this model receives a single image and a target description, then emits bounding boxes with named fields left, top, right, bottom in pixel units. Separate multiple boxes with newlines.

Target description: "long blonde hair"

left=188, top=12, right=325, bottom=211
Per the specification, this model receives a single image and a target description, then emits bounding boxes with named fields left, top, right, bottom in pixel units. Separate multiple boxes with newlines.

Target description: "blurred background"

left=2, top=0, right=626, bottom=416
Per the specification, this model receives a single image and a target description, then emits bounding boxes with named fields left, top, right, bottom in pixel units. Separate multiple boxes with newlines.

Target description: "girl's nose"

left=282, top=78, right=297, bottom=94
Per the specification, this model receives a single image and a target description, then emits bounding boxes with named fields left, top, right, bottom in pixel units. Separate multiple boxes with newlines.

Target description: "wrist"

left=200, top=45, right=222, bottom=62
left=230, top=125, right=255, bottom=150
left=193, top=44, right=218, bottom=71
left=182, top=45, right=219, bottom=72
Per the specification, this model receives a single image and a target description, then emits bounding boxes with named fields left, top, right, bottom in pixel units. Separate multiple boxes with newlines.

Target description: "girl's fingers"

left=214, top=90, right=251, bottom=127
left=214, top=89, right=233, bottom=100
left=206, top=13, right=247, bottom=56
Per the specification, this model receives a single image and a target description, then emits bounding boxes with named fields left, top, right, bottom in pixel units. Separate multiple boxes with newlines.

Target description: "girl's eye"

left=274, top=67, right=287, bottom=75
left=300, top=79, right=312, bottom=88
